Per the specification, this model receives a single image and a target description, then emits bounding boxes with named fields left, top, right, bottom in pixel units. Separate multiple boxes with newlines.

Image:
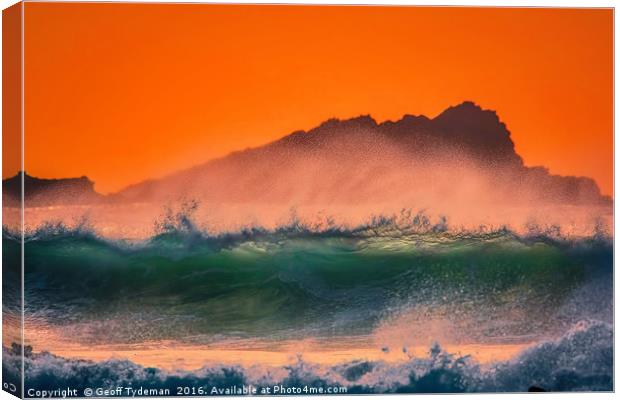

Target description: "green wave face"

left=8, top=231, right=611, bottom=345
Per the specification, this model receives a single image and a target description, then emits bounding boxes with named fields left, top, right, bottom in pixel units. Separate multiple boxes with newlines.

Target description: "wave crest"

left=4, top=206, right=612, bottom=248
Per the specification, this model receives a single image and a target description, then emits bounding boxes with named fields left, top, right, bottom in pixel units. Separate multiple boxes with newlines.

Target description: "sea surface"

left=2, top=216, right=613, bottom=395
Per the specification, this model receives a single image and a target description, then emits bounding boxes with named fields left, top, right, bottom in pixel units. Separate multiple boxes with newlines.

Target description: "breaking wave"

left=3, top=208, right=613, bottom=395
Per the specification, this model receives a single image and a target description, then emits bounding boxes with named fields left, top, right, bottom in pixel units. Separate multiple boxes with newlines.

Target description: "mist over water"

left=5, top=103, right=612, bottom=240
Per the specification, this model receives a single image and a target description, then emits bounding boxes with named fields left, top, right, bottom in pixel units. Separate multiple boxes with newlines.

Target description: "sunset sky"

left=6, top=4, right=613, bottom=195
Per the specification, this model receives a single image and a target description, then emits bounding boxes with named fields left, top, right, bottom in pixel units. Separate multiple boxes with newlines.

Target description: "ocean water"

left=2, top=217, right=613, bottom=395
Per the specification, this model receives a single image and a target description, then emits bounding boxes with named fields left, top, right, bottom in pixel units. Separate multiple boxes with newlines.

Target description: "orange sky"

left=8, top=4, right=614, bottom=195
